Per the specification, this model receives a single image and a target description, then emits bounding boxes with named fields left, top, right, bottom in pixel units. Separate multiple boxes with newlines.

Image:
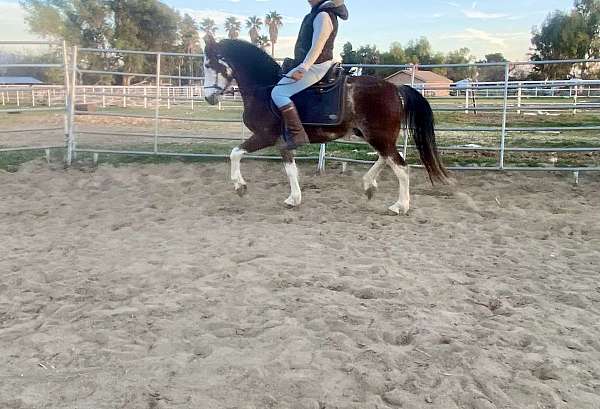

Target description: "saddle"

left=274, top=63, right=347, bottom=126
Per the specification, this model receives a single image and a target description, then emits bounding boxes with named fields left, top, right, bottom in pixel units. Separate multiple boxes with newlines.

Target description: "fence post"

left=517, top=82, right=522, bottom=115
left=154, top=53, right=161, bottom=154
left=66, top=46, right=78, bottom=166
left=464, top=87, right=469, bottom=114
left=61, top=41, right=70, bottom=163
left=573, top=84, right=578, bottom=115
left=317, top=143, right=326, bottom=174
left=499, top=62, right=509, bottom=170
left=47, top=89, right=51, bottom=107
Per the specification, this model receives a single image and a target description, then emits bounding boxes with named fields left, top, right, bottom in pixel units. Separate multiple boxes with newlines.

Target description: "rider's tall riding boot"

left=279, top=102, right=310, bottom=150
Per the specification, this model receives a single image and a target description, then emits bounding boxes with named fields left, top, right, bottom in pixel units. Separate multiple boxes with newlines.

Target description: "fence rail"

left=1, top=43, right=599, bottom=173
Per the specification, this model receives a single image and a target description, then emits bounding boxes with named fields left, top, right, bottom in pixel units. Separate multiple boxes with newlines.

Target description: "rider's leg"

left=271, top=63, right=332, bottom=150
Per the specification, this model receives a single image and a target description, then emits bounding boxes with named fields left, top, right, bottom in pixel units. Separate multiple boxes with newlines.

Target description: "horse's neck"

left=234, top=71, right=272, bottom=104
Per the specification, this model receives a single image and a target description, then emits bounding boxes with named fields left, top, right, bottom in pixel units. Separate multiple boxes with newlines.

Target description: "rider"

left=271, top=0, right=349, bottom=150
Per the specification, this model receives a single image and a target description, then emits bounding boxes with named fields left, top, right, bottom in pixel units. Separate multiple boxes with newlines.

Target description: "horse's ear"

left=204, top=34, right=218, bottom=58
left=204, top=34, right=216, bottom=48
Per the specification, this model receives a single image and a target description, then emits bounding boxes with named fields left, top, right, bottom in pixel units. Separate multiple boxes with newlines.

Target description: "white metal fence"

left=1, top=42, right=599, bottom=173
left=0, top=40, right=69, bottom=154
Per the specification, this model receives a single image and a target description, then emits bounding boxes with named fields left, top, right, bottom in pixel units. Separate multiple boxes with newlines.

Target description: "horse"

left=202, top=35, right=449, bottom=215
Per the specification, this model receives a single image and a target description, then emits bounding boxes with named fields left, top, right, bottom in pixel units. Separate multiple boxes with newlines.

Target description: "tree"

left=180, top=14, right=200, bottom=54
left=575, top=0, right=600, bottom=77
left=575, top=0, right=600, bottom=58
left=246, top=16, right=262, bottom=45
left=389, top=42, right=405, bottom=62
left=20, top=0, right=112, bottom=48
left=111, top=0, right=181, bottom=85
left=199, top=18, right=218, bottom=37
left=444, top=47, right=473, bottom=81
left=21, top=0, right=211, bottom=85
left=476, top=53, right=508, bottom=82
left=530, top=10, right=588, bottom=79
left=224, top=16, right=241, bottom=39
left=178, top=13, right=200, bottom=85
left=404, top=37, right=433, bottom=64
left=265, top=11, right=283, bottom=57
left=256, top=35, right=271, bottom=51
left=341, top=42, right=360, bottom=65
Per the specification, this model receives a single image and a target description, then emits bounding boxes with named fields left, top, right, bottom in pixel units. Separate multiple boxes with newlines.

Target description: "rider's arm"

left=298, top=12, right=334, bottom=72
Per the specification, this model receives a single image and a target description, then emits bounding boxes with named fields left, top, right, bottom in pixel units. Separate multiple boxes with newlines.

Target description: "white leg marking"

left=230, top=147, right=247, bottom=192
left=284, top=160, right=302, bottom=207
left=363, top=156, right=386, bottom=192
left=386, top=157, right=410, bottom=215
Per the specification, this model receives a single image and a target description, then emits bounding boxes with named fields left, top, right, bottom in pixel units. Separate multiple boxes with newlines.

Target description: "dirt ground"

left=1, top=160, right=599, bottom=409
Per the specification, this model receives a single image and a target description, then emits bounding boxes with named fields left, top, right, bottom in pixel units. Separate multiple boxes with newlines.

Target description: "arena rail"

left=0, top=40, right=69, bottom=153
left=1, top=43, right=599, bottom=174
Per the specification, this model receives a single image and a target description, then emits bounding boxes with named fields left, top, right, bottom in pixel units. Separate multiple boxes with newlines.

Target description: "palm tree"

left=265, top=11, right=283, bottom=57
left=246, top=16, right=262, bottom=45
left=199, top=18, right=218, bottom=37
left=180, top=14, right=200, bottom=54
left=224, top=17, right=241, bottom=39
left=256, top=35, right=271, bottom=51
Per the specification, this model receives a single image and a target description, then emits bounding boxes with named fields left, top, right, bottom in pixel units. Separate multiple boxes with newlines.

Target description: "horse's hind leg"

left=363, top=156, right=386, bottom=200
left=386, top=151, right=410, bottom=215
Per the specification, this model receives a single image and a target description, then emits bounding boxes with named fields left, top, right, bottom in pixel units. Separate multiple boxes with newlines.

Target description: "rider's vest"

left=294, top=1, right=348, bottom=66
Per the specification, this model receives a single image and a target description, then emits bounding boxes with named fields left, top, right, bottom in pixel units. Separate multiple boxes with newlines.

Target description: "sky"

left=0, top=0, right=576, bottom=60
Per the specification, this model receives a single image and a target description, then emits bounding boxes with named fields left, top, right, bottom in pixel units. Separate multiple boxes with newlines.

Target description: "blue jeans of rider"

left=271, top=61, right=334, bottom=108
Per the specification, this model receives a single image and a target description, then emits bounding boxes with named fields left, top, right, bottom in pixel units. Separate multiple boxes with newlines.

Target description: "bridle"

left=204, top=83, right=225, bottom=93
left=204, top=55, right=233, bottom=96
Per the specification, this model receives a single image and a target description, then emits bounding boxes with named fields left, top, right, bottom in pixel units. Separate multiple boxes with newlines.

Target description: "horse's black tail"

left=398, top=85, right=449, bottom=184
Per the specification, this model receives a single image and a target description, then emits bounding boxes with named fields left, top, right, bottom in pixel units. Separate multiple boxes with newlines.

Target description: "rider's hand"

left=291, top=70, right=305, bottom=81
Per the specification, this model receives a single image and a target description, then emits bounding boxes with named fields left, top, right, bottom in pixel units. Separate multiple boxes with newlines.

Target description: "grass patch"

left=0, top=149, right=60, bottom=171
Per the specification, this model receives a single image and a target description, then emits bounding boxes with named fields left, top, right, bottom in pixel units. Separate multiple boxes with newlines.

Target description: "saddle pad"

left=292, top=76, right=346, bottom=126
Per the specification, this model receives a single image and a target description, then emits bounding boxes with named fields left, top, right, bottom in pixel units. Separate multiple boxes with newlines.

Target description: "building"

left=385, top=69, right=453, bottom=97
left=0, top=76, right=44, bottom=85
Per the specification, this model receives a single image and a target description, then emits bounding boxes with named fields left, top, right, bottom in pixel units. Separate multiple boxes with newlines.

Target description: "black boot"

left=280, top=102, right=309, bottom=150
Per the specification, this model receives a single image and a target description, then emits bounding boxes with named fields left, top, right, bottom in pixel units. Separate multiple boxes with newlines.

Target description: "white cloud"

left=180, top=8, right=248, bottom=25
left=438, top=28, right=531, bottom=60
left=462, top=9, right=509, bottom=19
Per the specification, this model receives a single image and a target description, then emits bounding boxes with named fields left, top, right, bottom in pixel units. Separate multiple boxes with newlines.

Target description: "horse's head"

left=203, top=35, right=234, bottom=105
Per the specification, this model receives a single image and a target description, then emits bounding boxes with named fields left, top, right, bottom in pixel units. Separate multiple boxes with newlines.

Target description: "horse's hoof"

left=235, top=184, right=248, bottom=197
left=284, top=196, right=301, bottom=208
left=365, top=186, right=377, bottom=200
left=388, top=204, right=409, bottom=216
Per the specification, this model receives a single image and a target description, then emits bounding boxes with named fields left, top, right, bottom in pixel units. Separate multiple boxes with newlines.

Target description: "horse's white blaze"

left=386, top=158, right=410, bottom=215
left=230, top=147, right=247, bottom=190
left=363, top=156, right=386, bottom=191
left=203, top=59, right=232, bottom=98
left=284, top=161, right=302, bottom=207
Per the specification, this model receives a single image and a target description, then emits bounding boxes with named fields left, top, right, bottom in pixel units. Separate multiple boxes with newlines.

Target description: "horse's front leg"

left=230, top=146, right=247, bottom=196
left=281, top=149, right=302, bottom=208
left=230, top=132, right=278, bottom=197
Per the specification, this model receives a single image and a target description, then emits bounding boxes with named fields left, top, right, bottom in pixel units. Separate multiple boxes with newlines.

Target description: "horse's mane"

left=218, top=39, right=282, bottom=86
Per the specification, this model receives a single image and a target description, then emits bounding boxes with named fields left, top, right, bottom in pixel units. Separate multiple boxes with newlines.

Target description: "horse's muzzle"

left=205, top=94, right=220, bottom=106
